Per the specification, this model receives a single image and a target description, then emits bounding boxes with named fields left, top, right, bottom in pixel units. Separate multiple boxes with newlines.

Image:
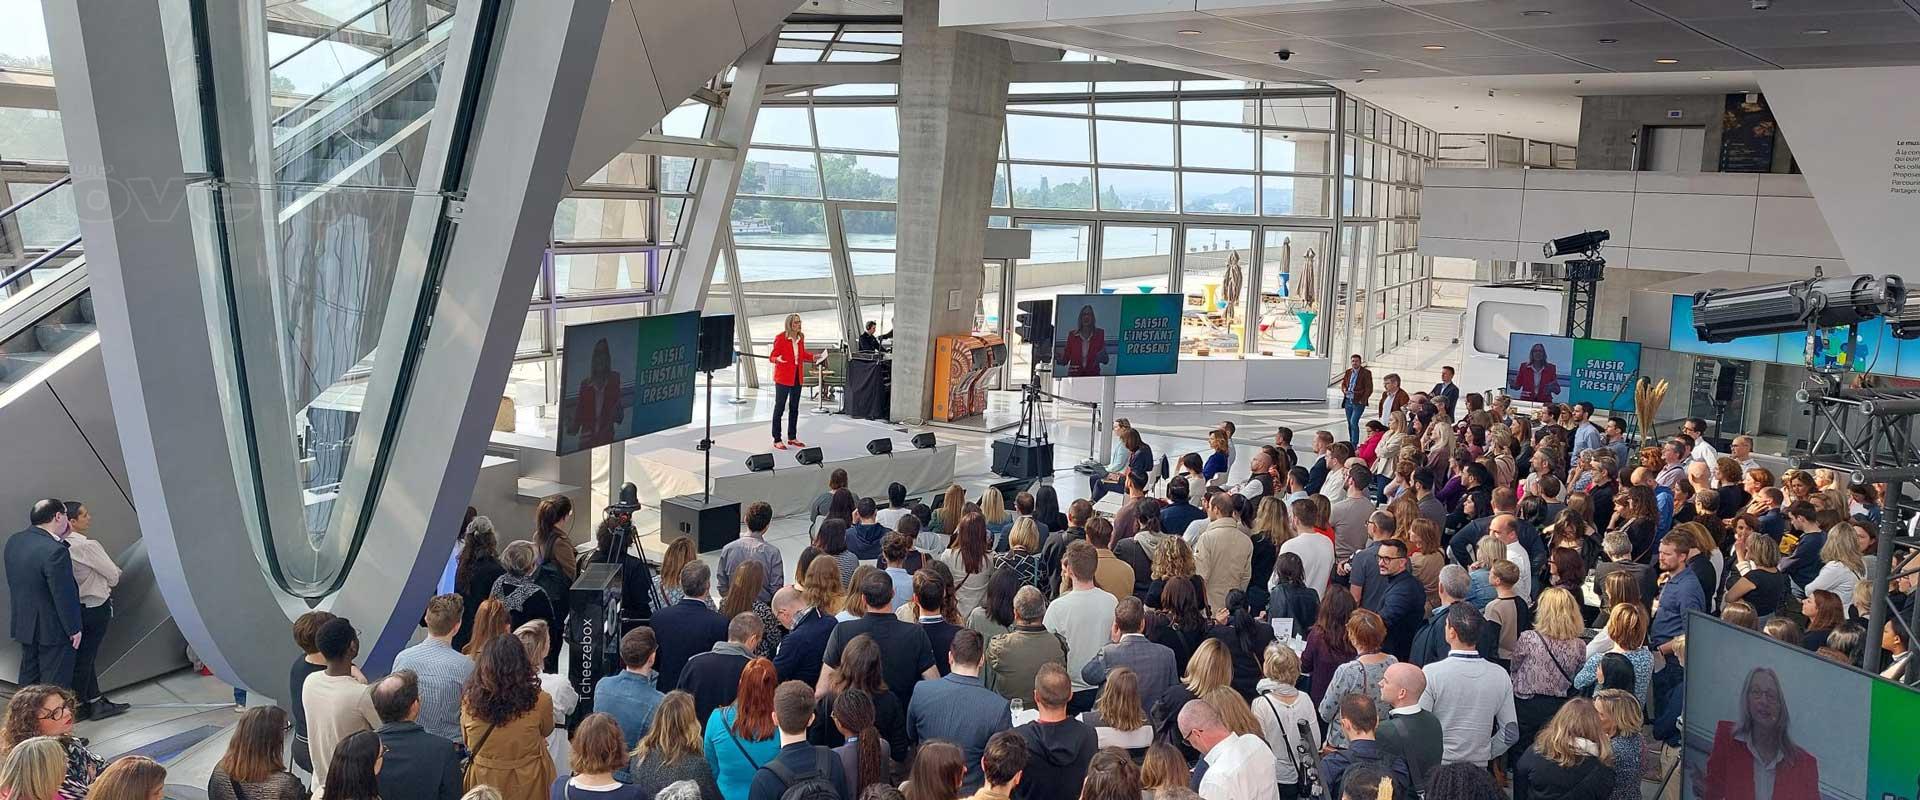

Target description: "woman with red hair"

left=703, top=657, right=780, bottom=800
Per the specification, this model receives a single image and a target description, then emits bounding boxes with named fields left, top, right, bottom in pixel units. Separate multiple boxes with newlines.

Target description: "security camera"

left=1274, top=49, right=1293, bottom=61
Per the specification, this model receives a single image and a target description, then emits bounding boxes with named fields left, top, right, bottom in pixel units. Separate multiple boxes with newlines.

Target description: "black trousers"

left=73, top=602, right=111, bottom=701
left=772, top=382, right=802, bottom=442
left=18, top=638, right=75, bottom=689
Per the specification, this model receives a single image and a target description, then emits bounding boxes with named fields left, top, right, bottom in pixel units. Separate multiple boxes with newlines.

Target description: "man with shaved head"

left=1375, top=662, right=1442, bottom=790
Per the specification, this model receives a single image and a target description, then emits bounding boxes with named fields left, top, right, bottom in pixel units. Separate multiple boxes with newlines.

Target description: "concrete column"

left=889, top=0, right=1009, bottom=423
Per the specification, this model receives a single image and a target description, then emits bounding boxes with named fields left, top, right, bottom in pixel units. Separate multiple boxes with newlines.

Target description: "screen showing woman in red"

left=1511, top=342, right=1562, bottom=403
left=1060, top=304, right=1109, bottom=378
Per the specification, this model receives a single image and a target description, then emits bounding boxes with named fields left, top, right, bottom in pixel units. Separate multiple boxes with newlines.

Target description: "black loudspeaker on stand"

left=664, top=314, right=742, bottom=553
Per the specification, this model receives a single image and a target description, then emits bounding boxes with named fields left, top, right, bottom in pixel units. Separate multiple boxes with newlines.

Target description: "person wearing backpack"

left=747, top=680, right=853, bottom=800
left=1317, top=694, right=1412, bottom=799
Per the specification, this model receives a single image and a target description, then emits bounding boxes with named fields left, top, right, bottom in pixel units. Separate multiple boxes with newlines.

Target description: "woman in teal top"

left=701, top=658, right=782, bottom=800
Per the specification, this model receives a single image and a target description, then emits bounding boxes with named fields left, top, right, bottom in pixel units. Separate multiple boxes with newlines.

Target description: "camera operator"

left=582, top=484, right=656, bottom=630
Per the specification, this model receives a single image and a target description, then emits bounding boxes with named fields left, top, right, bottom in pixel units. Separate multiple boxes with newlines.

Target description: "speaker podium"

left=662, top=493, right=740, bottom=552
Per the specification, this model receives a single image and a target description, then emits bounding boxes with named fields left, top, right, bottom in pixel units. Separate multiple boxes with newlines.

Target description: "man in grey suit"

left=1079, top=596, right=1177, bottom=714
left=6, top=499, right=83, bottom=688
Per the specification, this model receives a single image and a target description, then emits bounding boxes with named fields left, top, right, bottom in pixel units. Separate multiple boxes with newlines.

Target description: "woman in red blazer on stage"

left=770, top=313, right=816, bottom=449
left=1700, top=666, right=1820, bottom=800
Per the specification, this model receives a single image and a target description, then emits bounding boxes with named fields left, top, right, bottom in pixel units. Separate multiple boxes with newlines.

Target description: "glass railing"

left=268, top=0, right=454, bottom=147
left=0, top=175, right=82, bottom=306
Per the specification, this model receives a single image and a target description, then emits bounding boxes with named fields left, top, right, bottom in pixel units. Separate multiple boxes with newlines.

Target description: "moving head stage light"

left=1543, top=230, right=1610, bottom=258
left=1692, top=271, right=1905, bottom=343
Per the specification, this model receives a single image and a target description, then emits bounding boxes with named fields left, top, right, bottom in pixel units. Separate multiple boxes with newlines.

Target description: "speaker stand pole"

left=702, top=369, right=715, bottom=504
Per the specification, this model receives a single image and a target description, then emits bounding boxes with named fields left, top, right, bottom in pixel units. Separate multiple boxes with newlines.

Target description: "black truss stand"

left=1791, top=321, right=1920, bottom=685
left=1564, top=256, right=1605, bottom=338
left=663, top=367, right=740, bottom=552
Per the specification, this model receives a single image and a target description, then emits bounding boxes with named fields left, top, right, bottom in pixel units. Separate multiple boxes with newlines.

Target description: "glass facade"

left=1334, top=96, right=1438, bottom=363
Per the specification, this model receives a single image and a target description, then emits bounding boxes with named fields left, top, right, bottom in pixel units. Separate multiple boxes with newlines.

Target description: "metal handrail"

left=0, top=176, right=71, bottom=223
left=266, top=0, right=395, bottom=72
left=269, top=13, right=451, bottom=131
left=0, top=235, right=82, bottom=293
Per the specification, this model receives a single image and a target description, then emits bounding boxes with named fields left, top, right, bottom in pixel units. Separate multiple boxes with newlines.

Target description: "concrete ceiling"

left=944, top=0, right=1920, bottom=84
left=1329, top=69, right=1763, bottom=143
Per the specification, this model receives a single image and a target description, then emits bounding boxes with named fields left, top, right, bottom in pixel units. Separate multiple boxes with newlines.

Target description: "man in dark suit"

left=678, top=612, right=761, bottom=722
left=372, top=670, right=461, bottom=800
left=1364, top=540, right=1427, bottom=661
left=771, top=586, right=835, bottom=686
left=1375, top=663, right=1443, bottom=791
left=649, top=561, right=729, bottom=690
left=1079, top=597, right=1177, bottom=713
left=1338, top=354, right=1374, bottom=444
left=7, top=499, right=82, bottom=688
left=1430, top=365, right=1461, bottom=419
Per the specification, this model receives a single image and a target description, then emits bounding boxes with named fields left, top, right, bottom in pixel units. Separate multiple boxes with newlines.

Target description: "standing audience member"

left=465, top=599, right=513, bottom=659
left=828, top=689, right=889, bottom=796
left=304, top=617, right=380, bottom=793
left=1410, top=566, right=1471, bottom=667
left=1137, top=743, right=1189, bottom=800
left=210, top=706, right=307, bottom=800
left=491, top=542, right=559, bottom=659
left=289, top=610, right=347, bottom=773
left=681, top=614, right=765, bottom=723
left=653, top=562, right=730, bottom=691
left=1210, top=590, right=1277, bottom=700
left=1046, top=542, right=1120, bottom=712
left=1419, top=604, right=1518, bottom=766
left=5, top=500, right=83, bottom=690
left=1194, top=494, right=1253, bottom=610
left=391, top=594, right=473, bottom=742
left=1078, top=666, right=1153, bottom=751
left=1280, top=499, right=1334, bottom=598
left=1508, top=588, right=1588, bottom=766
left=59, top=502, right=125, bottom=721
left=1072, top=519, right=1135, bottom=602
left=965, top=731, right=1027, bottom=800
left=994, top=520, right=1046, bottom=592
left=704, top=659, right=781, bottom=800
left=1573, top=604, right=1652, bottom=707
left=820, top=570, right=938, bottom=706
left=1512, top=699, right=1616, bottom=800
left=1249, top=645, right=1320, bottom=799
left=983, top=587, right=1068, bottom=702
left=748, top=681, right=855, bottom=800
left=1329, top=466, right=1377, bottom=563
left=808, top=636, right=910, bottom=762
left=1374, top=663, right=1442, bottom=791
left=1316, top=609, right=1395, bottom=749
left=594, top=627, right=664, bottom=750
left=1179, top=697, right=1278, bottom=800
left=1299, top=590, right=1359, bottom=707
left=774, top=585, right=837, bottom=687
left=903, top=741, right=967, bottom=800
left=1363, top=539, right=1426, bottom=660
left=720, top=503, right=785, bottom=603
left=453, top=516, right=503, bottom=653
left=941, top=514, right=997, bottom=619
left=370, top=670, right=462, bottom=800
left=1318, top=694, right=1412, bottom=798
left=1265, top=553, right=1321, bottom=640
left=513, top=621, right=580, bottom=775
left=1593, top=689, right=1644, bottom=800
left=1651, top=532, right=1707, bottom=657
left=530, top=496, right=578, bottom=673
left=1012, top=664, right=1098, bottom=800
left=909, top=629, right=1012, bottom=790
left=626, top=692, right=721, bottom=800
left=1080, top=597, right=1177, bottom=715
left=552, top=713, right=647, bottom=799
left=460, top=635, right=555, bottom=800
left=321, top=730, right=383, bottom=800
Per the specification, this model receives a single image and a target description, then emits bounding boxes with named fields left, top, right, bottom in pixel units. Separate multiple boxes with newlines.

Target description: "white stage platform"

left=630, top=417, right=957, bottom=517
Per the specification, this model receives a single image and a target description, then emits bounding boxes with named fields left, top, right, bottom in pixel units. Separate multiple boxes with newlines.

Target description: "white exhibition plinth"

left=1056, top=354, right=1331, bottom=404
left=630, top=417, right=956, bottom=518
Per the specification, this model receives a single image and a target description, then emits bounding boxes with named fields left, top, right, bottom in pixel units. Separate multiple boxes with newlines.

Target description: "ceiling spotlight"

left=1694, top=274, right=1906, bottom=343
left=1361, top=68, right=1380, bottom=73
left=1700, top=75, right=1714, bottom=80
left=1655, top=58, right=1680, bottom=64
left=1597, top=38, right=1619, bottom=44
left=1803, top=28, right=1831, bottom=35
left=1176, top=29, right=1203, bottom=35
left=1422, top=44, right=1448, bottom=50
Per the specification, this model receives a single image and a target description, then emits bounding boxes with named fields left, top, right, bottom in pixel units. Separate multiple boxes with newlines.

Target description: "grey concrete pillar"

left=889, top=0, right=1009, bottom=422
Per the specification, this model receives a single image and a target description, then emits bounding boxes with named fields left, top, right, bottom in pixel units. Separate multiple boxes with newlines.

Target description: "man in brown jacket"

left=982, top=586, right=1067, bottom=702
left=1057, top=517, right=1134, bottom=601
left=1193, top=493, right=1252, bottom=611
left=1338, top=353, right=1374, bottom=444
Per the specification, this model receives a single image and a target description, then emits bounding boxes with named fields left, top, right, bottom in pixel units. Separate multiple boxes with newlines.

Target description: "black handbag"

left=1262, top=694, right=1323, bottom=798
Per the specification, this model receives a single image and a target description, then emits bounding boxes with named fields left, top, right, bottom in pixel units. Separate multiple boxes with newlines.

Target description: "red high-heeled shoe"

left=773, top=441, right=788, bottom=450
left=788, top=439, right=807, bottom=447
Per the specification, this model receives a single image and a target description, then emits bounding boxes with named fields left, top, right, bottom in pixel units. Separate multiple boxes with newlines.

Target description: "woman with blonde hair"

left=979, top=485, right=1012, bottom=543
left=1377, top=411, right=1411, bottom=476
left=801, top=556, right=846, bottom=618
left=627, top=692, right=720, bottom=799
left=655, top=536, right=697, bottom=607
left=1406, top=518, right=1445, bottom=611
left=1251, top=644, right=1320, bottom=797
left=0, top=737, right=66, bottom=800
left=1145, top=536, right=1203, bottom=610
left=1808, top=522, right=1867, bottom=602
left=1151, top=638, right=1232, bottom=758
left=1725, top=532, right=1788, bottom=618
left=210, top=706, right=306, bottom=800
left=1077, top=667, right=1151, bottom=752
left=1203, top=429, right=1232, bottom=482
left=932, top=485, right=967, bottom=535
left=1466, top=534, right=1507, bottom=609
left=718, top=560, right=783, bottom=658
left=1138, top=743, right=1189, bottom=800
left=1573, top=603, right=1652, bottom=705
left=1510, top=587, right=1590, bottom=763
left=1514, top=698, right=1614, bottom=798
left=769, top=313, right=814, bottom=449
left=553, top=713, right=642, bottom=799
left=87, top=756, right=166, bottom=800
left=991, top=517, right=1045, bottom=589
left=1594, top=689, right=1645, bottom=800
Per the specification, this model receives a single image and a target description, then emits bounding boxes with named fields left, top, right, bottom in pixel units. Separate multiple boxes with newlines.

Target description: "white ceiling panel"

left=1404, top=0, right=1666, bottom=29
left=1101, top=42, right=1282, bottom=67
left=1411, top=54, right=1609, bottom=75
left=1750, top=42, right=1920, bottom=67
left=1626, top=0, right=1907, bottom=19
left=1486, top=21, right=1726, bottom=54
left=1228, top=6, right=1467, bottom=37
left=1199, top=38, right=1383, bottom=62
left=1017, top=25, right=1167, bottom=50
left=1320, top=29, right=1542, bottom=58
left=1082, top=17, right=1296, bottom=44
left=1572, top=47, right=1774, bottom=71
left=1685, top=11, right=1920, bottom=49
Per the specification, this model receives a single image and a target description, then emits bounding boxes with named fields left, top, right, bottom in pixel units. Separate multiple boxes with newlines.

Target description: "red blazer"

left=1512, top=363, right=1559, bottom=403
left=770, top=332, right=814, bottom=387
left=1703, top=719, right=1820, bottom=800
